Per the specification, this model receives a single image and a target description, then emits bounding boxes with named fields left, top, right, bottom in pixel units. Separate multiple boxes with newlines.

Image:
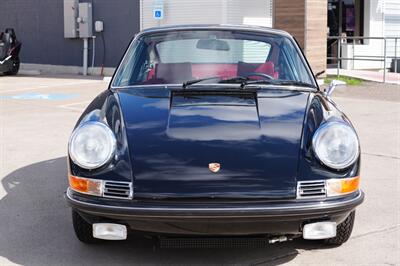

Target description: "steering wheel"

left=244, top=72, right=274, bottom=80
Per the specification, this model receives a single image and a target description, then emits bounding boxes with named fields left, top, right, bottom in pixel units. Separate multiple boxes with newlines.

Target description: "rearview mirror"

left=325, top=79, right=346, bottom=97
left=196, top=39, right=230, bottom=51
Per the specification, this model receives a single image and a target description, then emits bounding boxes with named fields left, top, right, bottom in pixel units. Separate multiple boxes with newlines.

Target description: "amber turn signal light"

left=68, top=175, right=102, bottom=196
left=326, top=176, right=360, bottom=197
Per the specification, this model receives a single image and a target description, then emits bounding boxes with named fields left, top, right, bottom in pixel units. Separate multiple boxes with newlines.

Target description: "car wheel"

left=4, top=57, right=20, bottom=75
left=324, top=211, right=355, bottom=245
left=72, top=210, right=99, bottom=244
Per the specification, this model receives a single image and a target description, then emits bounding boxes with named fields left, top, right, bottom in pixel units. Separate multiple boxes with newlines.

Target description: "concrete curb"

left=20, top=63, right=116, bottom=77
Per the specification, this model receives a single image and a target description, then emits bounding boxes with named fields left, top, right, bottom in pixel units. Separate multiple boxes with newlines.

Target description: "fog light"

left=92, top=223, right=127, bottom=240
left=303, top=222, right=336, bottom=240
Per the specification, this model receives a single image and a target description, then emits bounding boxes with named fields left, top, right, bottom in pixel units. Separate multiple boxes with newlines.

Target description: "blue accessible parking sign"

left=153, top=8, right=163, bottom=20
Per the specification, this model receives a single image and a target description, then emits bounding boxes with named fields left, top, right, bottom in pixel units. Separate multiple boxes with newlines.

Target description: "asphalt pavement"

left=0, top=75, right=399, bottom=265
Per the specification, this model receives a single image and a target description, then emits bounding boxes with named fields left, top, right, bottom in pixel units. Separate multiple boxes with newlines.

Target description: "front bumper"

left=65, top=188, right=364, bottom=235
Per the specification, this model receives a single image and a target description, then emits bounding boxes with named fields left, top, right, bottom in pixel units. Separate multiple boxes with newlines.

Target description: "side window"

left=281, top=39, right=313, bottom=84
left=113, top=40, right=141, bottom=87
left=135, top=56, right=150, bottom=83
left=126, top=41, right=149, bottom=85
left=277, top=49, right=293, bottom=81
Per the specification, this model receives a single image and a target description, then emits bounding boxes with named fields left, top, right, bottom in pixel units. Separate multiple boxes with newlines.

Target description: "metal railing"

left=327, top=36, right=400, bottom=82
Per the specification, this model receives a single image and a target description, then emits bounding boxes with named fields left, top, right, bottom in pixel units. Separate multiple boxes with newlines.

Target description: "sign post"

left=153, top=0, right=164, bottom=26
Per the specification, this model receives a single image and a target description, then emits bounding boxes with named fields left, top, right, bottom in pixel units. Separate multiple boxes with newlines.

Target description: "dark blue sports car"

left=66, top=25, right=364, bottom=246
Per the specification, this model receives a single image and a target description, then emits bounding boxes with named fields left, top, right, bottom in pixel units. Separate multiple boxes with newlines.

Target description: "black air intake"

left=159, top=237, right=271, bottom=249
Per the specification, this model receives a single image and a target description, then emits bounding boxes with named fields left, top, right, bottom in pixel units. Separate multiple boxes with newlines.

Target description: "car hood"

left=117, top=88, right=310, bottom=199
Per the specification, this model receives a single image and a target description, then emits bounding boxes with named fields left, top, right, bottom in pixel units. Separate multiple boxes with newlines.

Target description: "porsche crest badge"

left=208, top=163, right=221, bottom=173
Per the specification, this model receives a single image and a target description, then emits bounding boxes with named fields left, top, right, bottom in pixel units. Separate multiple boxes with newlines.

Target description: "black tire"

left=72, top=210, right=99, bottom=244
left=4, top=57, right=20, bottom=75
left=324, top=211, right=355, bottom=245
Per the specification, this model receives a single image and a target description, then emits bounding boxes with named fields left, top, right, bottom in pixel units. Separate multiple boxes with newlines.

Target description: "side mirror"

left=315, top=70, right=325, bottom=78
left=325, top=79, right=346, bottom=97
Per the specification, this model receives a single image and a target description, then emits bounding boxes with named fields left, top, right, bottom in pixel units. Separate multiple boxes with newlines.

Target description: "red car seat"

left=155, top=62, right=193, bottom=84
left=237, top=61, right=279, bottom=79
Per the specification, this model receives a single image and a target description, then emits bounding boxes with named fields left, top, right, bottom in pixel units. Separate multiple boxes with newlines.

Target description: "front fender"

left=297, top=93, right=360, bottom=181
left=68, top=90, right=133, bottom=183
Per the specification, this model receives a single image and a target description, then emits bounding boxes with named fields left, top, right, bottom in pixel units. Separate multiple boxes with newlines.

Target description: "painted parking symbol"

left=1, top=92, right=79, bottom=100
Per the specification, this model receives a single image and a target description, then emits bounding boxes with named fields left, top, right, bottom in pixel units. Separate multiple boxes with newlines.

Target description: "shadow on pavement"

left=0, top=157, right=339, bottom=265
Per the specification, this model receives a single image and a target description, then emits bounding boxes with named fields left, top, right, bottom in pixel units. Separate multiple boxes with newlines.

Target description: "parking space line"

left=58, top=100, right=91, bottom=111
left=0, top=80, right=101, bottom=94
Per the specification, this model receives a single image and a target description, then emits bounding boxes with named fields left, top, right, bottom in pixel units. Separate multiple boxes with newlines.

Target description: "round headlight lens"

left=312, top=122, right=359, bottom=169
left=69, top=122, right=116, bottom=169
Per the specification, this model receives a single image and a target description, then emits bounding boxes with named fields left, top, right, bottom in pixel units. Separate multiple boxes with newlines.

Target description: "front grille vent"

left=159, top=237, right=270, bottom=249
left=297, top=180, right=326, bottom=199
left=103, top=181, right=132, bottom=199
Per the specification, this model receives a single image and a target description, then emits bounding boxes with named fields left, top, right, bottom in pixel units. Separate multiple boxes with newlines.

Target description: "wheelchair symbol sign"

left=153, top=8, right=163, bottom=20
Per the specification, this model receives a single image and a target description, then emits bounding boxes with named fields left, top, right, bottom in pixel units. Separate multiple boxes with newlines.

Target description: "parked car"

left=65, top=25, right=364, bottom=246
left=0, top=28, right=21, bottom=75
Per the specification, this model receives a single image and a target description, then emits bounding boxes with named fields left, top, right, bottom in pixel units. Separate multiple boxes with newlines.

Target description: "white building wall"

left=342, top=0, right=400, bottom=70
left=140, top=0, right=273, bottom=30
left=384, top=0, right=400, bottom=62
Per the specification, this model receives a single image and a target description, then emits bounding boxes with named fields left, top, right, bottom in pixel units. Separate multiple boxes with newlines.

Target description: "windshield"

left=112, top=29, right=315, bottom=88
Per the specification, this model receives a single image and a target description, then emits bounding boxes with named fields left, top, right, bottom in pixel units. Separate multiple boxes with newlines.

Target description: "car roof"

left=140, top=24, right=292, bottom=38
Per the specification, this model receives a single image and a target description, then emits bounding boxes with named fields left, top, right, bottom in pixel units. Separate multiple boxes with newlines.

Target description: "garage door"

left=140, top=0, right=273, bottom=30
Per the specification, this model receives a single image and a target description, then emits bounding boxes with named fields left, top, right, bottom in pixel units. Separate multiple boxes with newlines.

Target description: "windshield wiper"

left=182, top=76, right=221, bottom=88
left=183, top=76, right=251, bottom=89
left=243, top=80, right=317, bottom=89
left=183, top=76, right=316, bottom=91
left=218, top=76, right=250, bottom=85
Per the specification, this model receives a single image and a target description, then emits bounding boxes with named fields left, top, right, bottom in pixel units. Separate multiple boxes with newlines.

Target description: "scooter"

left=0, top=28, right=21, bottom=75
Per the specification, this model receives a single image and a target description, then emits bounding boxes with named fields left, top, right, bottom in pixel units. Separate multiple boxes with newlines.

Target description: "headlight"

left=312, top=122, right=359, bottom=169
left=69, top=121, right=116, bottom=169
